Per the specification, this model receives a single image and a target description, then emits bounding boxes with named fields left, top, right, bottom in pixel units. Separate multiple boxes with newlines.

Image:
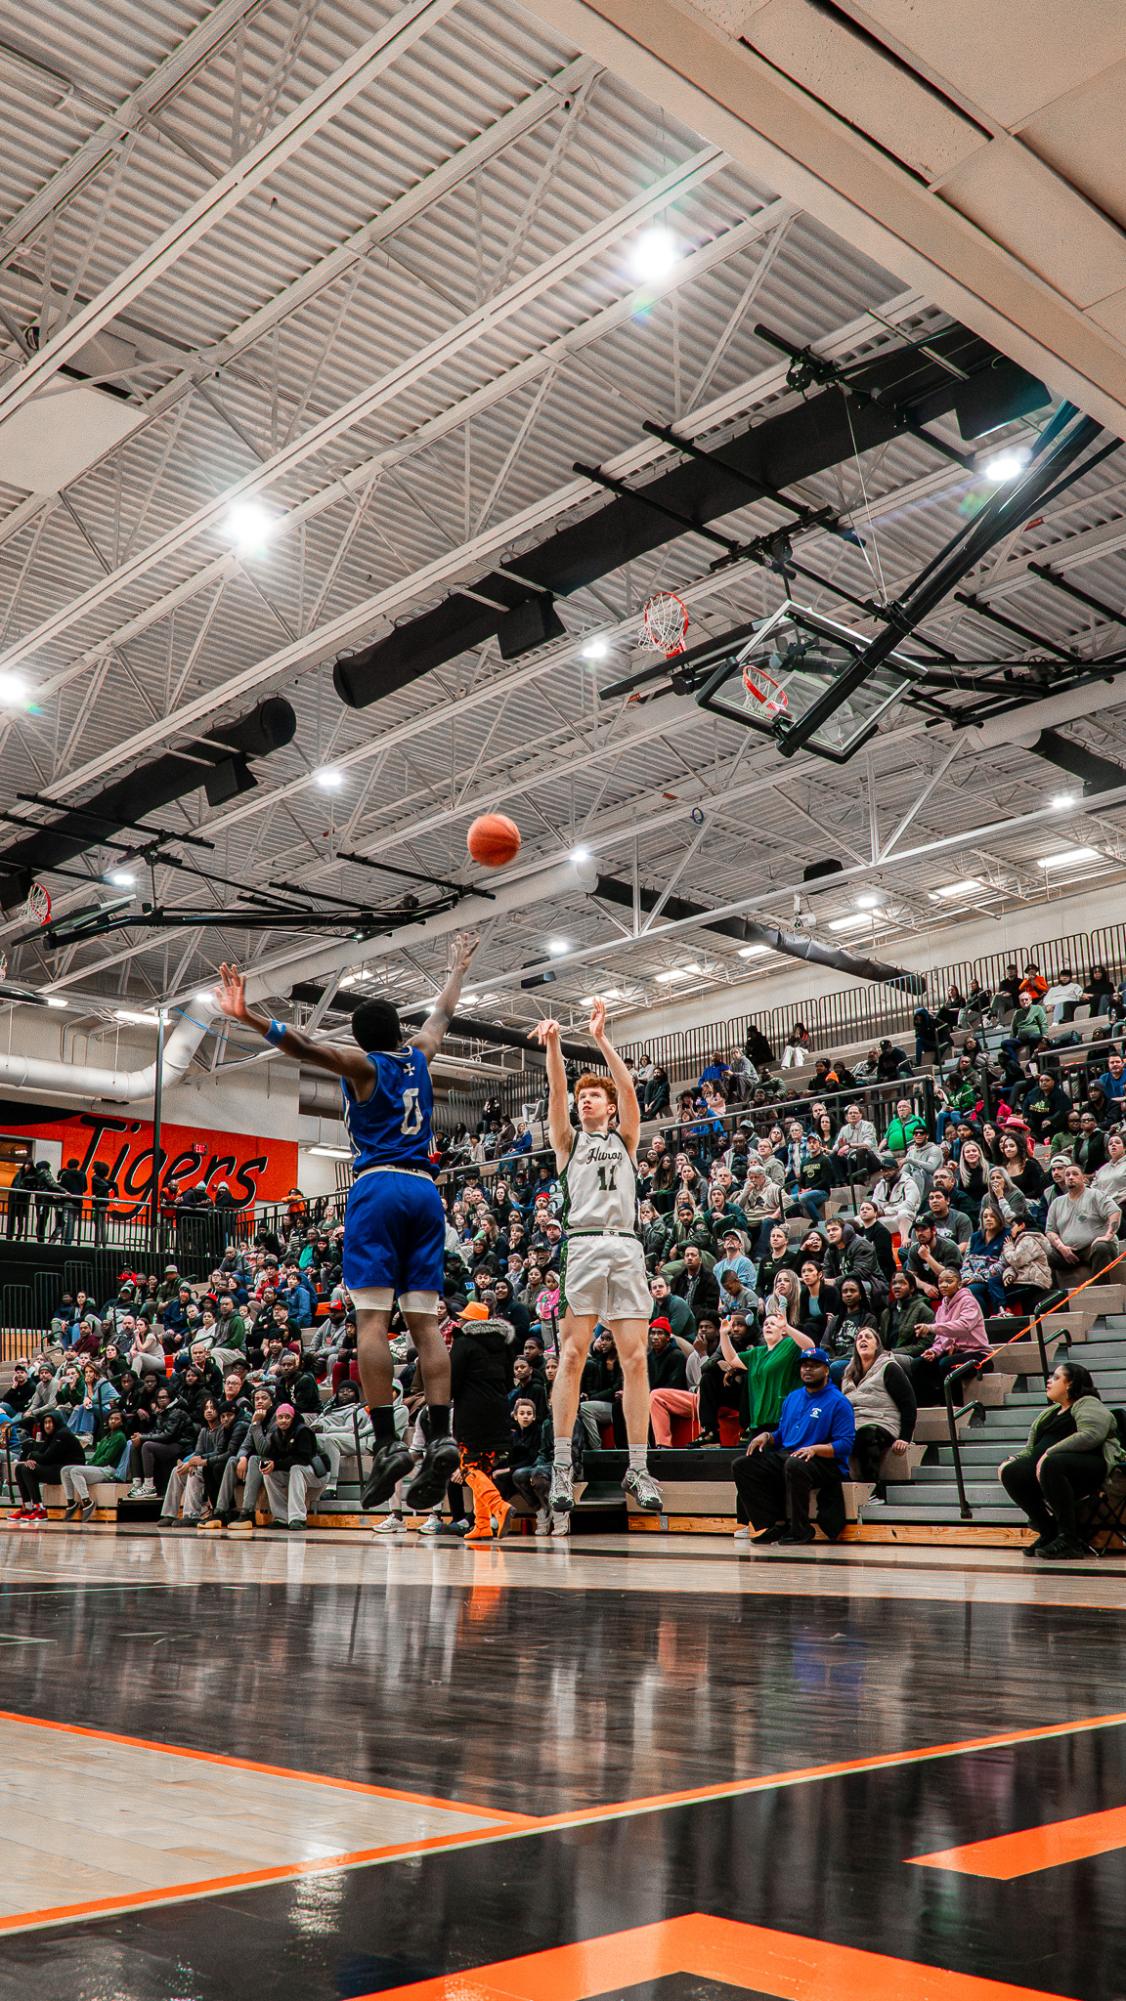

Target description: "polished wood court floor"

left=0, top=1528, right=1124, bottom=1999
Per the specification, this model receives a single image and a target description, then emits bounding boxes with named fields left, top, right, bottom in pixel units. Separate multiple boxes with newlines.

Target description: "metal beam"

left=0, top=147, right=731, bottom=707
left=0, top=0, right=461, bottom=424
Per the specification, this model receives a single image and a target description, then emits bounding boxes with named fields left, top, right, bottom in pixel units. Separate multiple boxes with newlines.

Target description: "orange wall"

left=3, top=1111, right=297, bottom=1217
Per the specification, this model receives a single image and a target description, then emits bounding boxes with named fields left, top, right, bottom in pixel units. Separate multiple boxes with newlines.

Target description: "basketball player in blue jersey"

left=214, top=931, right=479, bottom=1513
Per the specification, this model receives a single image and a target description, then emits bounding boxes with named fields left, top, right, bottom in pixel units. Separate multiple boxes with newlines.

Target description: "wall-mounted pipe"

left=0, top=1005, right=212, bottom=1106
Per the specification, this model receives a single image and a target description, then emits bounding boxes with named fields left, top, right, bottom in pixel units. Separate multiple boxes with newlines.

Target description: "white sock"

left=628, top=1445, right=648, bottom=1472
left=553, top=1438, right=572, bottom=1470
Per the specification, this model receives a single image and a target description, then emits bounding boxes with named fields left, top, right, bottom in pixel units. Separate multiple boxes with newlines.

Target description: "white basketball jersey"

left=561, top=1129, right=637, bottom=1233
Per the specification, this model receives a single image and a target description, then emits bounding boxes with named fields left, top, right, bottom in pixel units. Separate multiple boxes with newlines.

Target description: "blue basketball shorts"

left=342, top=1168, right=446, bottom=1303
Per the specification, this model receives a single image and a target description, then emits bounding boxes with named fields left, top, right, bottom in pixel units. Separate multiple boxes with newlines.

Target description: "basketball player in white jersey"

left=534, top=1001, right=662, bottom=1528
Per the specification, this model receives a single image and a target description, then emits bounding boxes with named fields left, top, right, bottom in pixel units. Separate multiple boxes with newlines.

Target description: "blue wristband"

left=264, top=1019, right=287, bottom=1046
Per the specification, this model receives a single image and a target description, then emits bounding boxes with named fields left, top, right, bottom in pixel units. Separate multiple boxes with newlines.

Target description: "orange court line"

left=522, top=1707, right=1126, bottom=1833
left=0, top=1820, right=532, bottom=1937
left=0, top=1706, right=528, bottom=1824
left=911, top=1804, right=1126, bottom=1879
left=358, top=1912, right=1078, bottom=2001
left=2, top=1709, right=1125, bottom=1937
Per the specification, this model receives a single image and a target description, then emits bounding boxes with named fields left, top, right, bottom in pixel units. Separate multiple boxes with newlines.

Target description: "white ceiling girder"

left=0, top=0, right=461, bottom=424
left=510, top=0, right=1126, bottom=436
left=0, top=0, right=270, bottom=269
left=4, top=145, right=729, bottom=718
left=0, top=51, right=596, bottom=581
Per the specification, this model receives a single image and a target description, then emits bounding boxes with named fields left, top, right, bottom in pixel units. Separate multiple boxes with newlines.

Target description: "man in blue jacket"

left=733, top=1348, right=856, bottom=1545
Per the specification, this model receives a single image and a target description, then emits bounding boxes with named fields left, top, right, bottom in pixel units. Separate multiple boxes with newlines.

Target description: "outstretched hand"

left=533, top=1017, right=561, bottom=1048
left=450, top=930, right=480, bottom=975
left=589, top=998, right=608, bottom=1042
left=215, top=962, right=251, bottom=1024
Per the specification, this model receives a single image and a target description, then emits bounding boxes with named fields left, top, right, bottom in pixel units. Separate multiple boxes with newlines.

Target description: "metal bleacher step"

left=884, top=1481, right=1011, bottom=1508
left=863, top=1502, right=1023, bottom=1525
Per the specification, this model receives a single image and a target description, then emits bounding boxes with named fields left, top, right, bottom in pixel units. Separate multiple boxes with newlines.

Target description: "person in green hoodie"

left=999, top=1360, right=1124, bottom=1560
left=59, top=1410, right=130, bottom=1521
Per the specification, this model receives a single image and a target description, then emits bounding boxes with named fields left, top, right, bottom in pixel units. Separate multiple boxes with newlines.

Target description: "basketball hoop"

left=641, top=591, right=689, bottom=658
left=25, top=882, right=51, bottom=927
left=741, top=658, right=790, bottom=719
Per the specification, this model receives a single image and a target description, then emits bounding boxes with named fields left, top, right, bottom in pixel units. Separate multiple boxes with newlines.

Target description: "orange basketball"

left=467, top=813, right=521, bottom=867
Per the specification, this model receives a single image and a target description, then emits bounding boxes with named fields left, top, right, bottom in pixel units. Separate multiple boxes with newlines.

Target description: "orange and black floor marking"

left=0, top=1553, right=1123, bottom=1997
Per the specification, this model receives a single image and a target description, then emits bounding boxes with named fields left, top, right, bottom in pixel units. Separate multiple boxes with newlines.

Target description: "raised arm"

left=589, top=999, right=640, bottom=1153
left=214, top=964, right=372, bottom=1088
left=408, top=931, right=480, bottom=1063
left=532, top=1016, right=573, bottom=1169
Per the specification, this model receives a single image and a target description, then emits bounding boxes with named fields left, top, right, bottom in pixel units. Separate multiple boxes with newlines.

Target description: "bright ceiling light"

left=578, top=995, right=595, bottom=1007
left=656, top=962, right=700, bottom=983
left=546, top=938, right=570, bottom=956
left=114, top=1008, right=161, bottom=1026
left=0, top=669, right=28, bottom=707
left=828, top=913, right=873, bottom=933
left=602, top=988, right=622, bottom=1000
left=46, top=996, right=68, bottom=1009
left=313, top=766, right=343, bottom=790
left=459, top=992, right=481, bottom=1006
left=570, top=844, right=592, bottom=865
left=929, top=879, right=984, bottom=901
left=106, top=870, right=136, bottom=888
left=225, top=500, right=273, bottom=556
left=737, top=944, right=769, bottom=958
left=1050, top=792, right=1078, bottom=811
left=628, top=225, right=680, bottom=285
left=308, top=1144, right=352, bottom=1159
left=855, top=891, right=882, bottom=910
left=982, top=445, right=1031, bottom=484
left=1038, top=845, right=1102, bottom=870
left=580, top=636, right=610, bottom=663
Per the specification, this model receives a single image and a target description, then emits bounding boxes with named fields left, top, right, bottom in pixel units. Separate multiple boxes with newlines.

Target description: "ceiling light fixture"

left=981, top=445, right=1031, bottom=483
left=570, top=844, right=592, bottom=865
left=580, top=636, right=610, bottom=663
left=929, top=879, right=984, bottom=901
left=313, top=766, right=343, bottom=791
left=828, top=913, right=874, bottom=933
left=45, top=996, right=68, bottom=1009
left=225, top=500, right=273, bottom=557
left=1050, top=792, right=1078, bottom=811
left=114, top=1008, right=161, bottom=1026
left=627, top=225, right=680, bottom=285
left=106, top=870, right=136, bottom=888
left=546, top=939, right=570, bottom=957
left=737, top=943, right=769, bottom=958
left=1038, top=845, right=1102, bottom=870
left=0, top=669, right=28, bottom=707
left=855, top=891, right=882, bottom=910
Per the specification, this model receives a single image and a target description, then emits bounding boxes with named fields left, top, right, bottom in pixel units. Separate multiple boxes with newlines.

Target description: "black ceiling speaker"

left=497, top=595, right=566, bottom=661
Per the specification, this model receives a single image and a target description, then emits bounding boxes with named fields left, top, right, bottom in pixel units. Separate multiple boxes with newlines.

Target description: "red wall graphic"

left=2, top=1111, right=297, bottom=1217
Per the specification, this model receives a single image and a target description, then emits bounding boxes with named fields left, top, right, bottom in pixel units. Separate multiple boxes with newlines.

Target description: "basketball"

left=466, top=812, right=521, bottom=867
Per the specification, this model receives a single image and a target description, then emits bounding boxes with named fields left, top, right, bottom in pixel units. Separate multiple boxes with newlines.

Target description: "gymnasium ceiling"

left=2, top=0, right=1126, bottom=1058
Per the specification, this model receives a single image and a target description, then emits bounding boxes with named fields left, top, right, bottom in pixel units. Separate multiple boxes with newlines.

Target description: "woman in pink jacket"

left=909, top=1266, right=989, bottom=1405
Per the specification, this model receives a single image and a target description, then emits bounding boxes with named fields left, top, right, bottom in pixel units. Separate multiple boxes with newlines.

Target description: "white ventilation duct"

left=0, top=1003, right=213, bottom=1106
left=0, top=853, right=597, bottom=1105
left=958, top=676, right=1120, bottom=752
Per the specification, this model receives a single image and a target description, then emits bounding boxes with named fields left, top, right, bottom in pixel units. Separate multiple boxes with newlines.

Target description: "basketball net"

left=741, top=659, right=790, bottom=719
left=26, top=882, right=51, bottom=926
left=641, top=590, right=689, bottom=658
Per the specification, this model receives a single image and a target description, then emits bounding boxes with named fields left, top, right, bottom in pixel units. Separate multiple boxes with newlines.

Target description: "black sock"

left=370, top=1405, right=397, bottom=1444
left=428, top=1403, right=450, bottom=1439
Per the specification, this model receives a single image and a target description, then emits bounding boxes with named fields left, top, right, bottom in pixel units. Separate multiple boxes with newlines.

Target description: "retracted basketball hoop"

left=641, top=591, right=689, bottom=659
left=741, top=658, right=790, bottom=720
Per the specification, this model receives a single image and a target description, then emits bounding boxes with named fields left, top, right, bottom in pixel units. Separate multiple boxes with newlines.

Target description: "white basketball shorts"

left=560, top=1233, right=651, bottom=1321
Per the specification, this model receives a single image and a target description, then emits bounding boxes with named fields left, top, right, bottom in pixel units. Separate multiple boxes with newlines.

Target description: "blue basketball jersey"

left=341, top=1046, right=434, bottom=1173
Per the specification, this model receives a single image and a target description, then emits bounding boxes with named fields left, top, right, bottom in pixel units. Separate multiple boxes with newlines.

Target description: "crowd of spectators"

left=4, top=954, right=1126, bottom=1543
